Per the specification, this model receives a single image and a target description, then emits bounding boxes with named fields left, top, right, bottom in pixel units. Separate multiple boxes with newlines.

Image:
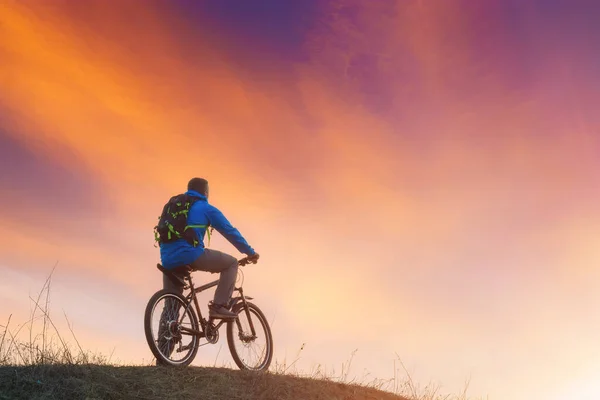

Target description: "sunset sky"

left=2, top=1, right=600, bottom=399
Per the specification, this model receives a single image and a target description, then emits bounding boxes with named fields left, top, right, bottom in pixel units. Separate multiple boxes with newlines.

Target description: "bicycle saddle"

left=156, top=263, right=192, bottom=287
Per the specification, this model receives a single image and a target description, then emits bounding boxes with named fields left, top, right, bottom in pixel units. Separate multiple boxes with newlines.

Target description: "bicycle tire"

left=226, top=301, right=273, bottom=371
left=144, top=289, right=200, bottom=367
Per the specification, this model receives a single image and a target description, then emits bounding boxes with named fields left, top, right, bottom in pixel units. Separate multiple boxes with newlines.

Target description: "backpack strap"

left=185, top=224, right=213, bottom=247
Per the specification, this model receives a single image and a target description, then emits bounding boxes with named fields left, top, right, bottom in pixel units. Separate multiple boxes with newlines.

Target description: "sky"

left=1, top=0, right=600, bottom=399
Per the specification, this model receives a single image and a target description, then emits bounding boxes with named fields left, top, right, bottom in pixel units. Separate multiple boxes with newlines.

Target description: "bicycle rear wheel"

left=226, top=301, right=273, bottom=371
left=144, top=289, right=200, bottom=366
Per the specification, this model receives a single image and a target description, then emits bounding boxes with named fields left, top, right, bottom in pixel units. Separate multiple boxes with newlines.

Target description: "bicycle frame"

left=176, top=273, right=258, bottom=340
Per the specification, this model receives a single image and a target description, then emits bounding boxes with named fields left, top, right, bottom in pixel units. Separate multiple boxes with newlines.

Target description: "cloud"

left=2, top=2, right=600, bottom=399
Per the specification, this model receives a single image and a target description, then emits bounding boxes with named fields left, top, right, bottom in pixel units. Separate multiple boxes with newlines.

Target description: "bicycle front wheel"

left=144, top=289, right=200, bottom=367
left=226, top=301, right=273, bottom=371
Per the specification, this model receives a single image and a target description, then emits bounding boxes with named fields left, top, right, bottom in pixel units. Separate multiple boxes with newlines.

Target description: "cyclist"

left=159, top=177, right=260, bottom=320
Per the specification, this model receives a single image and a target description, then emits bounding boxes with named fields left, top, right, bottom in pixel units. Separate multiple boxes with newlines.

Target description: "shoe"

left=208, top=302, right=237, bottom=319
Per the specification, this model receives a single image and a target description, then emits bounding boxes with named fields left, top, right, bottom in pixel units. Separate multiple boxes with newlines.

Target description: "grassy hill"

left=0, top=363, right=411, bottom=400
left=0, top=271, right=474, bottom=400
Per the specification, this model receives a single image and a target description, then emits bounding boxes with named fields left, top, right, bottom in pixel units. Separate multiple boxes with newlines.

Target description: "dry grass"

left=0, top=266, right=483, bottom=400
left=0, top=363, right=414, bottom=400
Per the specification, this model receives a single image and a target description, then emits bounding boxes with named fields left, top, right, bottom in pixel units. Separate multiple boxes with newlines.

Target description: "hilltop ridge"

left=0, top=364, right=410, bottom=400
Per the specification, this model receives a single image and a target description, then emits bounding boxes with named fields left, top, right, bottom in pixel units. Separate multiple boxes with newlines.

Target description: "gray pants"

left=163, top=248, right=239, bottom=305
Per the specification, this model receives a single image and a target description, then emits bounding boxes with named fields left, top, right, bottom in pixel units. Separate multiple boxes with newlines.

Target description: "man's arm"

left=206, top=204, right=256, bottom=255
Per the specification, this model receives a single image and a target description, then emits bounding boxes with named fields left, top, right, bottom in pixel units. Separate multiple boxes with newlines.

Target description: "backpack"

left=153, top=193, right=211, bottom=247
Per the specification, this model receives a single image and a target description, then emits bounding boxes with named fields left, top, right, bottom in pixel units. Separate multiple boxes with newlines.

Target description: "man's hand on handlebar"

left=247, top=252, right=260, bottom=263
left=239, top=252, right=260, bottom=266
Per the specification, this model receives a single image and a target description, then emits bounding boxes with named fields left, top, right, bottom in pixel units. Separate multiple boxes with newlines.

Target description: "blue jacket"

left=159, top=190, right=256, bottom=269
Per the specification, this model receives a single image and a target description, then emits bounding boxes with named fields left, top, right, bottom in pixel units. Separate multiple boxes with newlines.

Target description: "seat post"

left=186, top=272, right=195, bottom=293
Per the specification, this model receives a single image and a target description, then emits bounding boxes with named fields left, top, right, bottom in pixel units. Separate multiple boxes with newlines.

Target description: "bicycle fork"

left=235, top=287, right=258, bottom=341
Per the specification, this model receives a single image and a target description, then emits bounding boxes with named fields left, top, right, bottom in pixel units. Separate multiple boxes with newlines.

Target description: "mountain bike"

left=144, top=257, right=273, bottom=370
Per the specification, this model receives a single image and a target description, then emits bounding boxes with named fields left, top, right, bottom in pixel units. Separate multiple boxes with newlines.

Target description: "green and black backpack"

left=153, top=194, right=211, bottom=247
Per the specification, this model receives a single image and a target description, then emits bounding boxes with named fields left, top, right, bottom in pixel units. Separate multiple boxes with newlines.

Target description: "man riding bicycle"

left=158, top=177, right=260, bottom=320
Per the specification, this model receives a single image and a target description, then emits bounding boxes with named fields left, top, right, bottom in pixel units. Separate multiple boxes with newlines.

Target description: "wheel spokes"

left=151, top=294, right=197, bottom=363
left=231, top=307, right=269, bottom=370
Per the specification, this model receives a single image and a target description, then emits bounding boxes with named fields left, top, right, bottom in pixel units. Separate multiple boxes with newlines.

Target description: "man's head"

left=188, top=177, right=209, bottom=198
